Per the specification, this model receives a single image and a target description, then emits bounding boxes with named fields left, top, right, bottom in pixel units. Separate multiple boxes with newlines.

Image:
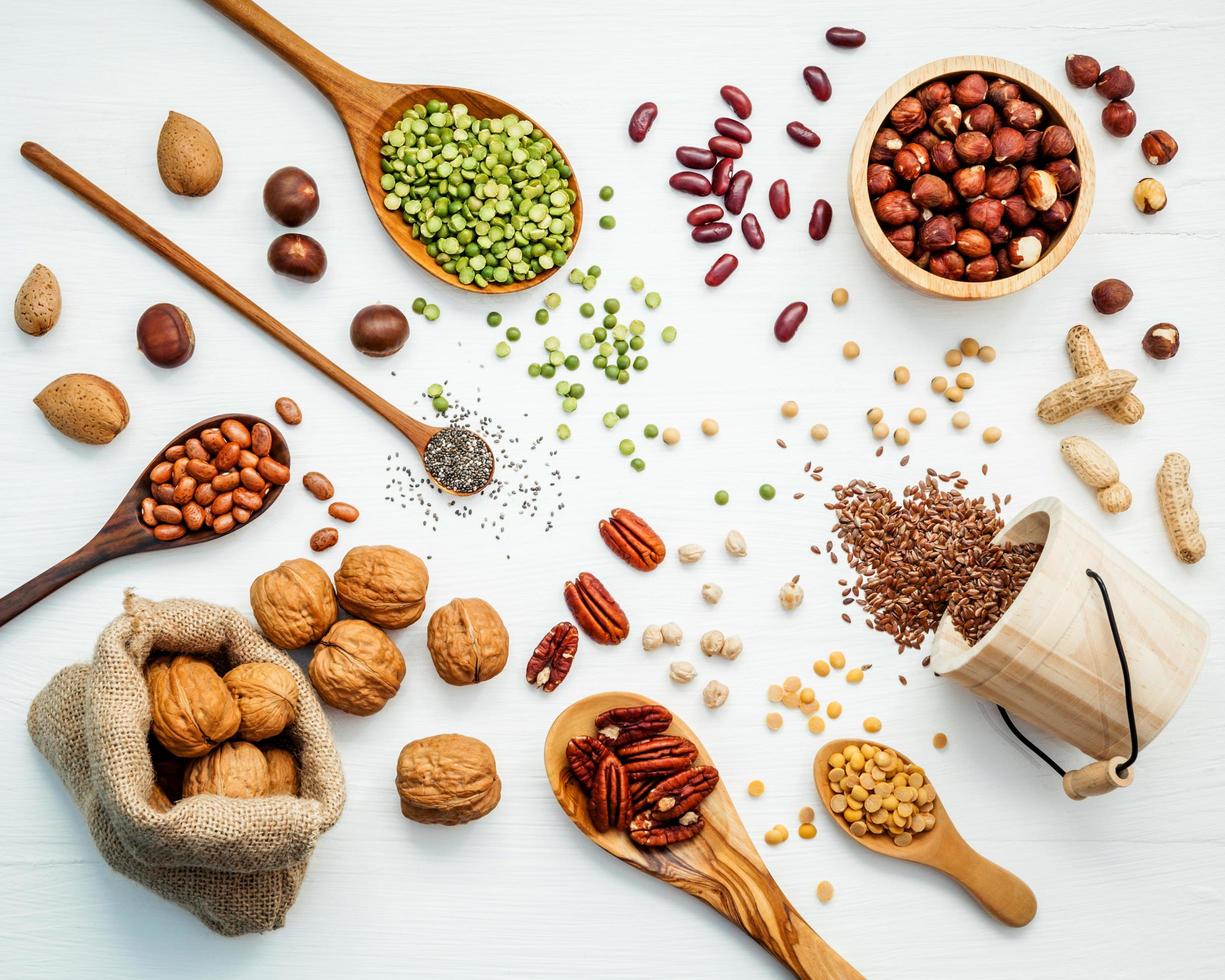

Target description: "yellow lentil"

left=932, top=732, right=948, bottom=749
left=827, top=701, right=843, bottom=719
left=764, top=825, right=789, bottom=845
left=831, top=287, right=849, bottom=307
left=817, top=880, right=835, bottom=903
left=842, top=341, right=860, bottom=359
left=798, top=822, right=817, bottom=839
left=863, top=716, right=882, bottom=733
left=800, top=687, right=816, bottom=704
left=748, top=779, right=766, bottom=796
left=766, top=711, right=784, bottom=731
left=808, top=715, right=826, bottom=734
left=701, top=418, right=719, bottom=436
left=829, top=651, right=846, bottom=670
left=846, top=667, right=864, bottom=684
left=813, top=659, right=830, bottom=677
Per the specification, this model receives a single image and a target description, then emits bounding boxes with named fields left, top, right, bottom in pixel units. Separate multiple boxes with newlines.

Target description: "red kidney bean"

left=774, top=302, right=808, bottom=343
left=769, top=179, right=790, bottom=219
left=687, top=203, right=725, bottom=226
left=628, top=102, right=658, bottom=142
left=825, top=26, right=866, bottom=48
left=809, top=199, right=833, bottom=240
left=786, top=121, right=821, bottom=148
left=692, top=222, right=733, bottom=243
left=704, top=253, right=739, bottom=286
left=676, top=145, right=717, bottom=169
left=741, top=213, right=765, bottom=249
left=724, top=170, right=752, bottom=215
left=719, top=85, right=752, bottom=119
left=708, top=135, right=743, bottom=159
left=669, top=171, right=712, bottom=196
left=803, top=66, right=832, bottom=101
left=712, top=157, right=733, bottom=196
left=714, top=117, right=752, bottom=144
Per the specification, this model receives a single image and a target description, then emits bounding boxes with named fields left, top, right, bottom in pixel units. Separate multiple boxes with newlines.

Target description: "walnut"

left=426, top=597, right=509, bottom=686
left=395, top=734, right=501, bottom=825
left=149, top=783, right=174, bottom=813
left=309, top=619, right=405, bottom=715
left=249, top=558, right=338, bottom=649
left=146, top=655, right=241, bottom=758
left=182, top=741, right=270, bottom=799
left=263, top=747, right=300, bottom=796
left=333, top=545, right=429, bottom=629
left=223, top=662, right=299, bottom=741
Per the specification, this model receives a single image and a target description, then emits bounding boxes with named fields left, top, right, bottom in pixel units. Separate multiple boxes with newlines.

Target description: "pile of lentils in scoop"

left=379, top=100, right=576, bottom=287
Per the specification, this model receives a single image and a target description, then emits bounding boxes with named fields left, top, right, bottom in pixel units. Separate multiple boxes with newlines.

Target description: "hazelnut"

left=396, top=734, right=501, bottom=825
left=889, top=97, right=927, bottom=135
left=996, top=246, right=1013, bottom=275
left=951, top=166, right=985, bottom=199
left=870, top=127, right=904, bottom=163
left=956, top=228, right=992, bottom=259
left=263, top=166, right=320, bottom=227
left=984, top=165, right=1020, bottom=199
left=916, top=80, right=952, bottom=111
left=867, top=163, right=897, bottom=196
left=1006, top=235, right=1043, bottom=270
left=1091, top=278, right=1134, bottom=315
left=886, top=224, right=916, bottom=258
left=1096, top=65, right=1135, bottom=100
left=948, top=211, right=966, bottom=231
left=874, top=190, right=920, bottom=226
left=146, top=655, right=241, bottom=758
left=1002, top=99, right=1043, bottom=131
left=334, top=544, right=429, bottom=628
left=250, top=557, right=339, bottom=649
left=310, top=619, right=405, bottom=715
left=1140, top=130, right=1178, bottom=166
left=967, top=198, right=1005, bottom=232
left=991, top=127, right=1026, bottom=164
left=1023, top=225, right=1050, bottom=250
left=987, top=78, right=1021, bottom=107
left=1065, top=54, right=1101, bottom=89
left=1002, top=194, right=1036, bottom=228
left=1041, top=125, right=1076, bottom=159
left=919, top=215, right=957, bottom=251
left=1141, top=323, right=1180, bottom=360
left=931, top=140, right=959, bottom=174
left=914, top=130, right=939, bottom=152
left=1020, top=129, right=1043, bottom=163
left=953, top=131, right=993, bottom=165
left=893, top=143, right=930, bottom=181
left=136, top=303, right=195, bottom=368
left=964, top=104, right=997, bottom=134
left=426, top=596, right=510, bottom=686
left=929, top=103, right=963, bottom=138
left=182, top=741, right=270, bottom=799
left=965, top=255, right=999, bottom=282
left=1022, top=169, right=1059, bottom=211
left=1102, top=100, right=1137, bottom=138
left=1046, top=158, right=1082, bottom=195
left=1039, top=198, right=1074, bottom=229
left=987, top=222, right=1013, bottom=245
left=350, top=303, right=409, bottom=357
left=1133, top=177, right=1167, bottom=214
left=927, top=250, right=966, bottom=280
left=912, top=173, right=954, bottom=209
left=953, top=73, right=988, bottom=108
left=223, top=662, right=299, bottom=741
left=267, top=233, right=327, bottom=282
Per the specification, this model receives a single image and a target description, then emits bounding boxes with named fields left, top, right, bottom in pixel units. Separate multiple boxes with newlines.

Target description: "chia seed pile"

left=423, top=426, right=495, bottom=494
left=825, top=472, right=1042, bottom=652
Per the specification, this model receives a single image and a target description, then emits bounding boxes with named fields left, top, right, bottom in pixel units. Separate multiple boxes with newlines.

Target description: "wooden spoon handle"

left=199, top=0, right=363, bottom=105
left=0, top=543, right=111, bottom=629
left=20, top=142, right=435, bottom=454
left=934, top=837, right=1037, bottom=928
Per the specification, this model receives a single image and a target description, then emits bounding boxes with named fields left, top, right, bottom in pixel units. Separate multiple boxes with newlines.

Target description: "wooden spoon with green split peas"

left=200, top=0, right=581, bottom=293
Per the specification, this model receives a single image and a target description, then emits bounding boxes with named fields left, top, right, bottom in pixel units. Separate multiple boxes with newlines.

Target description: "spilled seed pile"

left=825, top=472, right=1042, bottom=651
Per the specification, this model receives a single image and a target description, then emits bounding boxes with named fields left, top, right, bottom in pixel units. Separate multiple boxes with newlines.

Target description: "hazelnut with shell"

left=1065, top=54, right=1101, bottom=89
left=250, top=558, right=338, bottom=649
left=147, top=655, right=241, bottom=758
left=182, top=741, right=269, bottom=799
left=310, top=619, right=406, bottom=715
left=396, top=734, right=501, bottom=825
left=1142, top=324, right=1180, bottom=360
left=1102, top=101, right=1137, bottom=138
left=1140, top=130, right=1178, bottom=166
left=426, top=597, right=509, bottom=686
left=333, top=545, right=429, bottom=629
left=223, top=661, right=299, bottom=741
left=1092, top=279, right=1133, bottom=314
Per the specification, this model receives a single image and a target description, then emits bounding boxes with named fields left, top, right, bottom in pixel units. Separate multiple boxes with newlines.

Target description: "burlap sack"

left=27, top=593, right=346, bottom=936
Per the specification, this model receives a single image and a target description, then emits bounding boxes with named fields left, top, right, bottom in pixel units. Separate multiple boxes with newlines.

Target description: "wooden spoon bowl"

left=545, top=691, right=862, bottom=979
left=813, top=738, right=1037, bottom=927
left=0, top=414, right=289, bottom=629
left=203, top=0, right=581, bottom=294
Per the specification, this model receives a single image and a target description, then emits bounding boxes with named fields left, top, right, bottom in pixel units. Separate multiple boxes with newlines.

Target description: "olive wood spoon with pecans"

left=545, top=692, right=863, bottom=980
left=0, top=415, right=289, bottom=630
left=19, top=143, right=493, bottom=498
left=813, top=739, right=1037, bottom=927
left=199, top=0, right=581, bottom=294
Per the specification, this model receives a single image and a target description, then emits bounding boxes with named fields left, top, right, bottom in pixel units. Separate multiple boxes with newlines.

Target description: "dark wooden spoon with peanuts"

left=0, top=414, right=289, bottom=629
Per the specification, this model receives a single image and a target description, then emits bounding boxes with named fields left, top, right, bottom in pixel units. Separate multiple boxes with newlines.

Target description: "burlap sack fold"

left=28, top=593, right=346, bottom=936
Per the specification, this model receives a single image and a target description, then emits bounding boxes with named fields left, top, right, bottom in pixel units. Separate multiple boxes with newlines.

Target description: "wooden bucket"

left=930, top=497, right=1208, bottom=792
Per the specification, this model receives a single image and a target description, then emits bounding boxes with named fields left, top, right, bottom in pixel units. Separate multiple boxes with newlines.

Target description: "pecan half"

left=589, top=751, right=631, bottom=832
left=629, top=810, right=705, bottom=848
left=595, top=704, right=672, bottom=748
left=599, top=507, right=667, bottom=571
left=615, top=735, right=698, bottom=779
left=564, top=572, right=630, bottom=645
left=565, top=736, right=608, bottom=792
left=526, top=621, right=579, bottom=692
left=630, top=777, right=661, bottom=813
left=645, top=765, right=720, bottom=820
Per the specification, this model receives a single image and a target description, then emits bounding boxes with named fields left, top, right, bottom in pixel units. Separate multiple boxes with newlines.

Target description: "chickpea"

left=810, top=423, right=829, bottom=441
left=931, top=376, right=949, bottom=394
left=700, top=418, right=719, bottom=436
left=893, top=427, right=910, bottom=446
left=662, top=426, right=681, bottom=445
left=944, top=349, right=963, bottom=367
left=866, top=406, right=884, bottom=424
left=893, top=366, right=910, bottom=384
left=983, top=426, right=1002, bottom=444
left=842, top=341, right=860, bottom=359
left=781, top=400, right=799, bottom=418
left=908, top=407, right=927, bottom=425
left=945, top=386, right=965, bottom=403
left=978, top=345, right=997, bottom=363
left=871, top=421, right=889, bottom=440
left=956, top=372, right=975, bottom=389
left=959, top=337, right=980, bottom=357
left=831, top=287, right=849, bottom=307
left=952, top=411, right=971, bottom=429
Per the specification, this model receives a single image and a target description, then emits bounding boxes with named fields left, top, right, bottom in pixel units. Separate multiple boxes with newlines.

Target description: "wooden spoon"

left=20, top=143, right=493, bottom=498
left=813, top=739, right=1037, bottom=928
left=545, top=692, right=863, bottom=979
left=201, top=0, right=581, bottom=294
left=0, top=415, right=288, bottom=629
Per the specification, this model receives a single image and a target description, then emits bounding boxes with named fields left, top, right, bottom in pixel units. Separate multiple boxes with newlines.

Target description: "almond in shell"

left=33, top=372, right=129, bottom=445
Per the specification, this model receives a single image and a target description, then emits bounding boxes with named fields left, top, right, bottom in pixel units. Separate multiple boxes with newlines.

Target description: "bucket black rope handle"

left=997, top=568, right=1139, bottom=781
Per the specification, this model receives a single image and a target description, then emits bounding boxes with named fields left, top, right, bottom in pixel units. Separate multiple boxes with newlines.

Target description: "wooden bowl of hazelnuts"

left=849, top=56, right=1095, bottom=300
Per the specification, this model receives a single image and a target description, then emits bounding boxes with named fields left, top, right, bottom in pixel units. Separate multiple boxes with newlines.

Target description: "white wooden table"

left=2, top=2, right=1221, bottom=976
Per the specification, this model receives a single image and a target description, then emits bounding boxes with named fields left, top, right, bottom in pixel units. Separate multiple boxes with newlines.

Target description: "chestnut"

left=137, top=303, right=195, bottom=368
left=350, top=304, right=409, bottom=357
left=268, top=233, right=327, bottom=282
left=263, top=166, right=320, bottom=227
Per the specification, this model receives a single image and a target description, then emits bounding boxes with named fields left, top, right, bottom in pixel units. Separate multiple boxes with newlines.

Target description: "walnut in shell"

left=223, top=662, right=299, bottom=741
left=182, top=741, right=270, bottom=799
left=263, top=747, right=300, bottom=796
left=309, top=619, right=405, bottom=716
left=148, top=783, right=174, bottom=813
left=426, top=597, right=509, bottom=686
left=146, top=655, right=241, bottom=758
left=395, top=733, right=501, bottom=825
left=333, top=545, right=429, bottom=629
left=249, top=557, right=338, bottom=649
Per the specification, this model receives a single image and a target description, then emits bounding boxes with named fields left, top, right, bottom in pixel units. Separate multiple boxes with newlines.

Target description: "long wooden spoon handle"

left=771, top=897, right=865, bottom=980
left=937, top=838, right=1037, bottom=928
left=0, top=543, right=110, bottom=629
left=199, top=0, right=363, bottom=104
left=19, top=143, right=434, bottom=453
